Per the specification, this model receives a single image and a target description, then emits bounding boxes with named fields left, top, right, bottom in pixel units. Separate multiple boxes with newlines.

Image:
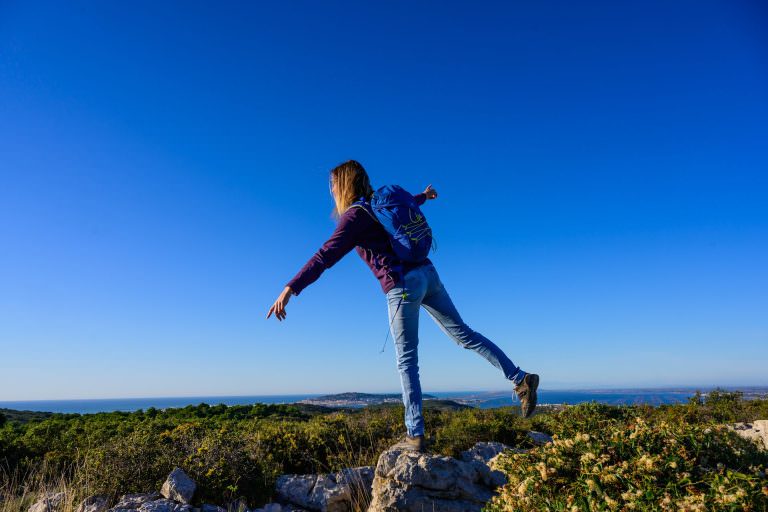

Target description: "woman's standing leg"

left=420, top=264, right=527, bottom=386
left=386, top=268, right=428, bottom=437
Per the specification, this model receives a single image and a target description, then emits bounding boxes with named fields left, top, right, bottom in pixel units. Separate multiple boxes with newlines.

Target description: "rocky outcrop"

left=366, top=433, right=554, bottom=512
left=729, top=420, right=768, bottom=450
left=160, top=468, right=196, bottom=504
left=275, top=466, right=374, bottom=512
left=367, top=445, right=499, bottom=512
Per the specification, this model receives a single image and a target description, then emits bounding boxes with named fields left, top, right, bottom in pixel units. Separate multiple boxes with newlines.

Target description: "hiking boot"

left=391, top=434, right=426, bottom=453
left=514, top=373, right=540, bottom=418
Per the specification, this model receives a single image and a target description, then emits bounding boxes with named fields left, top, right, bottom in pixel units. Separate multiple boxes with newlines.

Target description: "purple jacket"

left=286, top=192, right=431, bottom=295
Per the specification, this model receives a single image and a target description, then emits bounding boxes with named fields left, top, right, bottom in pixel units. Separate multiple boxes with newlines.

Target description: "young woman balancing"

left=267, top=160, right=539, bottom=452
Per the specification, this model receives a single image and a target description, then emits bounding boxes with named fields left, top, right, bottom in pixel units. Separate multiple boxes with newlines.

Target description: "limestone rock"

left=138, top=499, right=193, bottom=512
left=460, top=441, right=520, bottom=464
left=729, top=420, right=768, bottom=450
left=275, top=466, right=374, bottom=512
left=28, top=492, right=66, bottom=512
left=460, top=442, right=523, bottom=488
left=367, top=446, right=500, bottom=512
left=110, top=492, right=161, bottom=511
left=160, top=468, right=196, bottom=504
left=76, top=496, right=109, bottom=512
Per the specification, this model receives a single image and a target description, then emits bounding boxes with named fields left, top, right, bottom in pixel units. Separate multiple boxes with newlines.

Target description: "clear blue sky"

left=1, top=1, right=766, bottom=400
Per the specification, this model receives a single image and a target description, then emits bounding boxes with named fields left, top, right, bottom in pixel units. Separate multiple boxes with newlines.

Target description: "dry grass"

left=0, top=458, right=97, bottom=512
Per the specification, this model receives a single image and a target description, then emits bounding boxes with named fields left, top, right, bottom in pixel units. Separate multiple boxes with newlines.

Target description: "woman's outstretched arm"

left=266, top=207, right=373, bottom=321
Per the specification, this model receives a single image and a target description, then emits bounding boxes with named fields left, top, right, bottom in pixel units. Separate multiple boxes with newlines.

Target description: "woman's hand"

left=267, top=286, right=293, bottom=321
left=423, top=184, right=438, bottom=200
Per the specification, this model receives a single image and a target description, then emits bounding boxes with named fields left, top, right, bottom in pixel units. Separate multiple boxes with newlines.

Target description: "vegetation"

left=0, top=401, right=533, bottom=510
left=487, top=392, right=768, bottom=511
left=0, top=391, right=765, bottom=511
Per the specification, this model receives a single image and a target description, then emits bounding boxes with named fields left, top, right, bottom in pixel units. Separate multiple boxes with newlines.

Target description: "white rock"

left=138, top=499, right=193, bottom=512
left=275, top=466, right=374, bottom=512
left=112, top=492, right=161, bottom=510
left=459, top=442, right=524, bottom=488
left=367, top=445, right=499, bottom=512
left=76, top=496, right=109, bottom=512
left=460, top=442, right=513, bottom=464
left=729, top=420, right=768, bottom=450
left=28, top=492, right=66, bottom=512
left=160, top=468, right=197, bottom=504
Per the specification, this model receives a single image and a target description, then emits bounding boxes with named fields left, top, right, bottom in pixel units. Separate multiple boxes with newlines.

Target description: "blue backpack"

left=352, top=184, right=434, bottom=262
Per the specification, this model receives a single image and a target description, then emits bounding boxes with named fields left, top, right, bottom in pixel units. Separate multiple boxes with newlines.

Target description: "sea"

left=2, top=387, right=764, bottom=414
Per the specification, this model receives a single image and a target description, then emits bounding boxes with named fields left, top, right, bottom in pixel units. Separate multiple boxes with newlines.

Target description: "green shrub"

left=485, top=407, right=768, bottom=511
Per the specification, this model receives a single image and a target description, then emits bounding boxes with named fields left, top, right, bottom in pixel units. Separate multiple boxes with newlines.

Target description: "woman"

left=267, top=160, right=539, bottom=452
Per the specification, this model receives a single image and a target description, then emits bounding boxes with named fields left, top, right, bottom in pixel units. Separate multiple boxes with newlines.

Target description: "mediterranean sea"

left=3, top=387, right=765, bottom=414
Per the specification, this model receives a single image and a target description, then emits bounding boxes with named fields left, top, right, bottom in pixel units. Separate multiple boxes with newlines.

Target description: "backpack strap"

left=349, top=197, right=379, bottom=224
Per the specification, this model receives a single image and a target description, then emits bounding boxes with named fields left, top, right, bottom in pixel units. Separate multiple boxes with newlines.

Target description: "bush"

left=485, top=406, right=768, bottom=511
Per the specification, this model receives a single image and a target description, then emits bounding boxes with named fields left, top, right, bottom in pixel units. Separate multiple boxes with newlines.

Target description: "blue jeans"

left=386, top=262, right=527, bottom=436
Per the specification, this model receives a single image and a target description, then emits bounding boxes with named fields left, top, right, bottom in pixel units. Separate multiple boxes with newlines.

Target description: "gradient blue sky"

left=1, top=1, right=766, bottom=400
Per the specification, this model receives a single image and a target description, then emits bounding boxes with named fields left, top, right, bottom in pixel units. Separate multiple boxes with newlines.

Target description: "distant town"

left=298, top=392, right=439, bottom=408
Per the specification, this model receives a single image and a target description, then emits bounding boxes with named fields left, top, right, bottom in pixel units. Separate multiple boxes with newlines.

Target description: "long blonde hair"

left=329, top=160, right=374, bottom=219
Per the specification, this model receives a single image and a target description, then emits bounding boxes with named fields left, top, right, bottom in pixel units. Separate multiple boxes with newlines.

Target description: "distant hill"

left=0, top=408, right=60, bottom=424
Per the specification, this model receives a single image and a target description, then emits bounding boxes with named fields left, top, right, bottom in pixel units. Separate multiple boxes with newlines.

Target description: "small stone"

left=160, top=468, right=197, bottom=505
left=139, top=499, right=193, bottom=512
left=76, top=496, right=109, bottom=512
left=112, top=493, right=161, bottom=510
left=460, top=441, right=511, bottom=464
left=275, top=466, right=374, bottom=512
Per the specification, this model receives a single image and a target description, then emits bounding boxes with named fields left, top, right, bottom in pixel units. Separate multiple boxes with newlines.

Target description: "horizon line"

left=2, top=384, right=766, bottom=403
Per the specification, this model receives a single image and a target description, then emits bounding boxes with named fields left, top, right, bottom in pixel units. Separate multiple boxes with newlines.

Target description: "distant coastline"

left=1, top=386, right=766, bottom=415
